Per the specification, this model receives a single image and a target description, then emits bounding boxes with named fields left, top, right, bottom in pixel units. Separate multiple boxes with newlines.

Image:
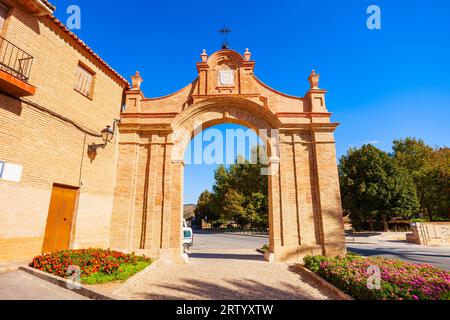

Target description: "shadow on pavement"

left=345, top=232, right=383, bottom=238
left=189, top=252, right=264, bottom=261
left=135, top=277, right=329, bottom=300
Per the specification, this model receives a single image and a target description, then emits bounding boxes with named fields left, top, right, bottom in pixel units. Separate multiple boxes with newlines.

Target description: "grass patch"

left=81, top=260, right=151, bottom=285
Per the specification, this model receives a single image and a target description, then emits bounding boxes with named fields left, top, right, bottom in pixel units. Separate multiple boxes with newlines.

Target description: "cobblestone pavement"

left=0, top=270, right=89, bottom=300
left=99, top=248, right=335, bottom=300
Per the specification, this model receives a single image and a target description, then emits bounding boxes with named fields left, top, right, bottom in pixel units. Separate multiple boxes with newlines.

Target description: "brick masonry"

left=0, top=3, right=127, bottom=261
left=111, top=49, right=347, bottom=262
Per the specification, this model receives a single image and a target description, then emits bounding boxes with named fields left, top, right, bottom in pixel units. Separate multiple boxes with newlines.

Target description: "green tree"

left=227, top=145, right=269, bottom=227
left=393, top=138, right=449, bottom=221
left=339, top=144, right=419, bottom=231
left=426, top=148, right=450, bottom=220
left=194, top=190, right=213, bottom=225
left=209, top=165, right=230, bottom=225
left=222, top=189, right=247, bottom=225
left=195, top=144, right=270, bottom=228
left=246, top=192, right=269, bottom=227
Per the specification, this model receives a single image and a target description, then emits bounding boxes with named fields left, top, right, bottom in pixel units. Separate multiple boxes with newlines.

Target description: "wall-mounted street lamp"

left=101, top=125, right=115, bottom=143
left=87, top=119, right=120, bottom=161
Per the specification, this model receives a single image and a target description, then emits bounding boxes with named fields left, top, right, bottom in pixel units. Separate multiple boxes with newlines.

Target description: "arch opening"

left=182, top=123, right=271, bottom=260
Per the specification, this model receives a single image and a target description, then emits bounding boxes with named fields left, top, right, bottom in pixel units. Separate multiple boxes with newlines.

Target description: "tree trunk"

left=382, top=214, right=389, bottom=232
left=426, top=207, right=433, bottom=222
left=368, top=218, right=374, bottom=231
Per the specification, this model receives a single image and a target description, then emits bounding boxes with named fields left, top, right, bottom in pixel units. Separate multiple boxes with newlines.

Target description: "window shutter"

left=74, top=64, right=94, bottom=97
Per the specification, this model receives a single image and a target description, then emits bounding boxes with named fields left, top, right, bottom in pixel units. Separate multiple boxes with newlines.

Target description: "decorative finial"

left=131, top=71, right=143, bottom=90
left=218, top=26, right=232, bottom=49
left=201, top=49, right=208, bottom=62
left=308, top=69, right=320, bottom=89
left=244, top=48, right=252, bottom=61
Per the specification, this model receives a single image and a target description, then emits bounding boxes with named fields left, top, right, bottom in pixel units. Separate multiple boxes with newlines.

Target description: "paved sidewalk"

left=0, top=270, right=89, bottom=300
left=0, top=260, right=29, bottom=274
left=97, top=248, right=335, bottom=300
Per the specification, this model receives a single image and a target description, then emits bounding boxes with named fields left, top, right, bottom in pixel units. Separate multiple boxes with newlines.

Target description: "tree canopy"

left=392, top=138, right=450, bottom=222
left=339, top=144, right=419, bottom=231
left=195, top=137, right=448, bottom=232
left=194, top=145, right=269, bottom=228
left=340, top=138, right=449, bottom=231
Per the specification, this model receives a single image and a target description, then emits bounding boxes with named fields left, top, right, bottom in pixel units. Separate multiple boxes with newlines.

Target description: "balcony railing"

left=0, top=36, right=33, bottom=81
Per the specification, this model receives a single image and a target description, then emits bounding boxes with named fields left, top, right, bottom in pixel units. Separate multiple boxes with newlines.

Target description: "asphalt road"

left=347, top=241, right=450, bottom=271
left=193, top=232, right=450, bottom=270
left=193, top=232, right=267, bottom=251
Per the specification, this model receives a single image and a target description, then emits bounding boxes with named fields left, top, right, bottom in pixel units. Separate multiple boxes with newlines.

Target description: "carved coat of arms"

left=218, top=69, right=234, bottom=86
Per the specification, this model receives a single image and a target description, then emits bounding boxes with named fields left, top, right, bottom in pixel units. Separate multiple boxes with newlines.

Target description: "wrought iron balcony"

left=0, top=36, right=33, bottom=81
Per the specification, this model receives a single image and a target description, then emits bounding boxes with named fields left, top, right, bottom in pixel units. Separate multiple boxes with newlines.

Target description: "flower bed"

left=30, top=249, right=152, bottom=285
left=303, top=255, right=450, bottom=300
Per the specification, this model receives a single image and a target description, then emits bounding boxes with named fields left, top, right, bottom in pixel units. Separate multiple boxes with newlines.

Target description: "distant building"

left=183, top=204, right=196, bottom=227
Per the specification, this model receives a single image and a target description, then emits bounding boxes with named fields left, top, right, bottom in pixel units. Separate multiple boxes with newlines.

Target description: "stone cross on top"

left=218, top=26, right=232, bottom=49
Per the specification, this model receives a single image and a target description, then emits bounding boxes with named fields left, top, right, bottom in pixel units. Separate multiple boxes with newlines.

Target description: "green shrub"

left=346, top=251, right=361, bottom=257
left=303, top=255, right=331, bottom=273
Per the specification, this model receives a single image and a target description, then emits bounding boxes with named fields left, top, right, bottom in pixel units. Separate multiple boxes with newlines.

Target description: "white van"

left=183, top=219, right=193, bottom=253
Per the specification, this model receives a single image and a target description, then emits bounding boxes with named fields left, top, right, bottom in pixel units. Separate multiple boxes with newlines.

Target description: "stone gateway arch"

left=110, top=48, right=346, bottom=262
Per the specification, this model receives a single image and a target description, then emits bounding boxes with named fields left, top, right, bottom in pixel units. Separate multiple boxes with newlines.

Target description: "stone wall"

left=407, top=222, right=450, bottom=246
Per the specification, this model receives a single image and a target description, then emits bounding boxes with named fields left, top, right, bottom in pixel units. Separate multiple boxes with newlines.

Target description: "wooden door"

left=42, top=185, right=78, bottom=254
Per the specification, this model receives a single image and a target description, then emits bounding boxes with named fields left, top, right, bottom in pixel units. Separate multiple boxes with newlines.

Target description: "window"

left=74, top=63, right=95, bottom=98
left=183, top=230, right=192, bottom=238
left=0, top=3, right=8, bottom=31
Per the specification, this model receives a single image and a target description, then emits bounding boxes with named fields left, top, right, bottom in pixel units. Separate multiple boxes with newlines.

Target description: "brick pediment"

left=122, top=48, right=337, bottom=131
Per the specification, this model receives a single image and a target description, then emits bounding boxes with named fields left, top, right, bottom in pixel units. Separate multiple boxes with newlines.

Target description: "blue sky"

left=51, top=0, right=450, bottom=204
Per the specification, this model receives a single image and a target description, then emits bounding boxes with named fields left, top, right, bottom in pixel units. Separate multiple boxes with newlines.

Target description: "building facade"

left=0, top=0, right=128, bottom=262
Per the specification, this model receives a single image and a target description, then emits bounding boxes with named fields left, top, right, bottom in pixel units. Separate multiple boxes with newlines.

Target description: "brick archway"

left=170, top=97, right=279, bottom=163
left=110, top=49, right=346, bottom=262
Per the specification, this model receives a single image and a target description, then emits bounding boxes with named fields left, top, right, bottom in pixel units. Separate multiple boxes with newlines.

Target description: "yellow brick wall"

left=0, top=5, right=126, bottom=262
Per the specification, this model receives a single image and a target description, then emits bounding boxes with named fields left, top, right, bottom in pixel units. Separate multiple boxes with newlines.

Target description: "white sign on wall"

left=1, top=163, right=23, bottom=182
left=218, top=69, right=234, bottom=86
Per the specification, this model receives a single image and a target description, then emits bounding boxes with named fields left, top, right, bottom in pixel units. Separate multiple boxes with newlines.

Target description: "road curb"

left=199, top=232, right=269, bottom=239
left=291, top=264, right=354, bottom=300
left=256, top=249, right=266, bottom=255
left=223, top=232, right=269, bottom=238
left=19, top=266, right=117, bottom=300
